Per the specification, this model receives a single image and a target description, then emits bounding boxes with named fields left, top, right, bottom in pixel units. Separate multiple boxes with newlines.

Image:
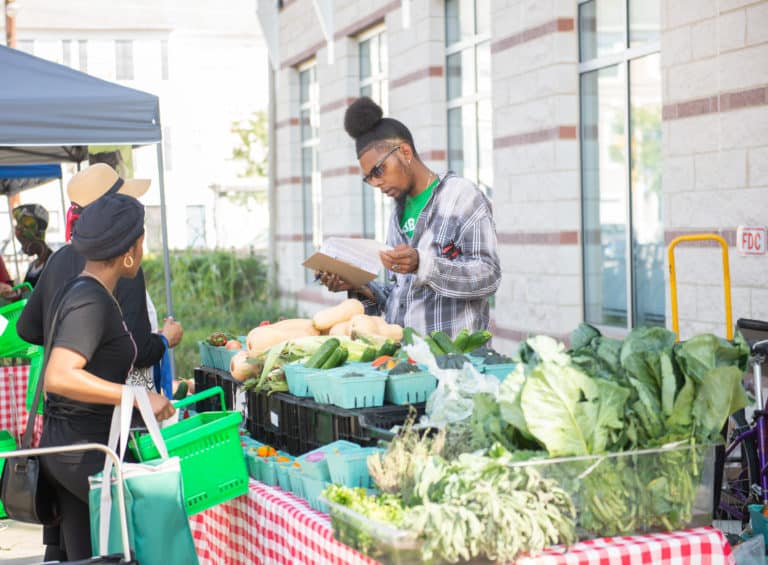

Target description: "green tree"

left=230, top=111, right=268, bottom=178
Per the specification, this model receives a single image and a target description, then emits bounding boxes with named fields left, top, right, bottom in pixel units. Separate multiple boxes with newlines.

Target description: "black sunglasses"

left=362, top=145, right=401, bottom=184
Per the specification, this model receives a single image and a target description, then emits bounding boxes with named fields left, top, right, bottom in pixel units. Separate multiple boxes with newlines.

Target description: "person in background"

left=12, top=203, right=53, bottom=288
left=317, top=96, right=501, bottom=338
left=36, top=193, right=175, bottom=560
left=16, top=163, right=183, bottom=560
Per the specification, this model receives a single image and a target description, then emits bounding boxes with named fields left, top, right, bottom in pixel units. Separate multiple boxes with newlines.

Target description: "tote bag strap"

left=99, top=386, right=171, bottom=554
left=21, top=278, right=86, bottom=449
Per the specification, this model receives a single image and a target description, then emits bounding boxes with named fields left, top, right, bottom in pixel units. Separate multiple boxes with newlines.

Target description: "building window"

left=144, top=205, right=163, bottom=252
left=17, top=40, right=34, bottom=54
left=186, top=205, right=206, bottom=248
left=299, top=63, right=321, bottom=282
left=62, top=40, right=72, bottom=67
left=161, top=40, right=169, bottom=80
left=78, top=40, right=88, bottom=72
left=579, top=0, right=662, bottom=328
left=445, top=0, right=492, bottom=195
left=115, top=40, right=134, bottom=80
left=358, top=25, right=389, bottom=241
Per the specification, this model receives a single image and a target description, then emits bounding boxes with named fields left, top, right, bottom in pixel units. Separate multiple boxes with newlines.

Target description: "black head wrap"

left=343, top=97, right=416, bottom=157
left=71, top=193, right=145, bottom=261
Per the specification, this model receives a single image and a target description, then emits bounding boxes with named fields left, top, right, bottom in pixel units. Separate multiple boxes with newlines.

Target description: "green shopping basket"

left=0, top=283, right=34, bottom=357
left=130, top=386, right=248, bottom=515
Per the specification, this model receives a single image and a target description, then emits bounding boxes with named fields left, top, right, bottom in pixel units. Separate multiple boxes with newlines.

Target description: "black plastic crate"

left=194, top=367, right=240, bottom=411
left=297, top=398, right=426, bottom=452
left=244, top=390, right=295, bottom=452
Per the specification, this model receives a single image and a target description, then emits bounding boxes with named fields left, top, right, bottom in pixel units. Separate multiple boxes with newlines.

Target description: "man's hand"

left=160, top=317, right=183, bottom=348
left=315, top=271, right=374, bottom=300
left=380, top=244, right=419, bottom=274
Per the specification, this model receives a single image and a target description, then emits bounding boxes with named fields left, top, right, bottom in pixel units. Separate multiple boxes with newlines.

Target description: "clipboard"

left=303, top=237, right=389, bottom=287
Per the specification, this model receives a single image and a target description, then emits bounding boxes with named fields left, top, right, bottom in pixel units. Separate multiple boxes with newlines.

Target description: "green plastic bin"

left=0, top=284, right=33, bottom=356
left=131, top=387, right=249, bottom=515
left=0, top=430, right=17, bottom=518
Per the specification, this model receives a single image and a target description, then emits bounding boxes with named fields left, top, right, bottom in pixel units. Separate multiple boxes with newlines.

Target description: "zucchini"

left=464, top=330, right=492, bottom=353
left=452, top=328, right=470, bottom=352
left=321, top=346, right=347, bottom=369
left=423, top=335, right=445, bottom=357
left=375, top=339, right=398, bottom=357
left=430, top=331, right=460, bottom=354
left=402, top=327, right=419, bottom=346
left=172, top=380, right=188, bottom=400
left=304, top=338, right=340, bottom=368
left=360, top=346, right=377, bottom=363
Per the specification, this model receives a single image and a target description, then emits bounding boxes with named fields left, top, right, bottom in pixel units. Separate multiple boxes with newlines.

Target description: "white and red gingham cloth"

left=516, top=527, right=736, bottom=565
left=190, top=479, right=735, bottom=565
left=190, top=479, right=376, bottom=565
left=0, top=365, right=43, bottom=448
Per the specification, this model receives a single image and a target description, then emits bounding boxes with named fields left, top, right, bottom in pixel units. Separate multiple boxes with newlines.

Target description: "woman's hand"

left=380, top=244, right=419, bottom=274
left=0, top=282, right=14, bottom=297
left=147, top=390, right=176, bottom=421
left=160, top=317, right=183, bottom=348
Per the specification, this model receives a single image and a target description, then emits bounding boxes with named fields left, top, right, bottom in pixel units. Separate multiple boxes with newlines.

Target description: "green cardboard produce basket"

left=131, top=386, right=248, bottom=515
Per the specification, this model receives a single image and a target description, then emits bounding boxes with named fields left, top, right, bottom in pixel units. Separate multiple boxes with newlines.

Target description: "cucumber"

left=452, top=329, right=470, bottom=352
left=337, top=346, right=349, bottom=365
left=305, top=338, right=340, bottom=368
left=172, top=380, right=188, bottom=400
left=423, top=335, right=445, bottom=357
left=321, top=346, right=347, bottom=369
left=402, top=327, right=419, bottom=346
left=430, top=331, right=460, bottom=354
left=360, top=346, right=377, bottom=362
left=464, top=330, right=492, bottom=352
left=376, top=340, right=398, bottom=357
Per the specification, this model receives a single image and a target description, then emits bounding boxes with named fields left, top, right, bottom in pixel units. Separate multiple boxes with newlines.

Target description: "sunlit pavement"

left=0, top=519, right=44, bottom=564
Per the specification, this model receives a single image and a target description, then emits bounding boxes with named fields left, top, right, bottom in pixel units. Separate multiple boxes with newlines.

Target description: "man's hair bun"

left=344, top=97, right=383, bottom=139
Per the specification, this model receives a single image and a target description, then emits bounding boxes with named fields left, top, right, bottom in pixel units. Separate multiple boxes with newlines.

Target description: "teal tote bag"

left=89, top=386, right=199, bottom=565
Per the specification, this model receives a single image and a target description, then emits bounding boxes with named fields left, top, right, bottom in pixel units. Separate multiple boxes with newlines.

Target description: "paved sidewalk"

left=0, top=519, right=44, bottom=564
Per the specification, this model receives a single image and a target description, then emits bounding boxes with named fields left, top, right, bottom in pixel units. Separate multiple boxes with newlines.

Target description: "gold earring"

left=123, top=255, right=135, bottom=269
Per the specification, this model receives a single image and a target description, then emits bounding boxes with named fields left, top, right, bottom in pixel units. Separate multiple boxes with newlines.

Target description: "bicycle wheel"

left=715, top=409, right=761, bottom=521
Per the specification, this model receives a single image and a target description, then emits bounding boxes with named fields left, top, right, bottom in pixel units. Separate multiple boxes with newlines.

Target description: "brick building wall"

left=662, top=0, right=768, bottom=338
left=269, top=0, right=768, bottom=346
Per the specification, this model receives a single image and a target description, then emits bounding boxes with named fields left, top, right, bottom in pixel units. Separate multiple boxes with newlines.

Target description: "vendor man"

left=318, top=97, right=501, bottom=338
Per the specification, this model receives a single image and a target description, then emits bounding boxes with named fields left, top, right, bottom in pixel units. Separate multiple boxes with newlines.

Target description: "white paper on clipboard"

left=303, top=237, right=390, bottom=287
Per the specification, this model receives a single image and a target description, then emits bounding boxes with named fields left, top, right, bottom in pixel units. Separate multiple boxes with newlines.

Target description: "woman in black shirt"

left=36, top=194, right=175, bottom=560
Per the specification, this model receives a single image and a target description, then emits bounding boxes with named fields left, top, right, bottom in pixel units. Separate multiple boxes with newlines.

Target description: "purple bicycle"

left=716, top=318, right=768, bottom=521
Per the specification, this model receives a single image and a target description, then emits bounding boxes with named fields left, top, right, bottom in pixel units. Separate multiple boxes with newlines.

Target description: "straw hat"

left=67, top=163, right=150, bottom=207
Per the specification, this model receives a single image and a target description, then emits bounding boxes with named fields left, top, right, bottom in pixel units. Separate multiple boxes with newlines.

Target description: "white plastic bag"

left=405, top=336, right=499, bottom=427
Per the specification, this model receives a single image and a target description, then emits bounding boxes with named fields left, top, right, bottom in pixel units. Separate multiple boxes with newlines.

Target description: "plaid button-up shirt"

left=361, top=172, right=501, bottom=338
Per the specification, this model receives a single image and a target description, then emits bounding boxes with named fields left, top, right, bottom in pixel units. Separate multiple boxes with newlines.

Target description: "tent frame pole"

left=6, top=195, right=20, bottom=282
left=155, top=140, right=176, bottom=377
left=58, top=177, right=67, bottom=238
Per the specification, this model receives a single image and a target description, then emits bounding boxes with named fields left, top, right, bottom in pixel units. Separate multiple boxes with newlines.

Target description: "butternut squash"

left=329, top=320, right=352, bottom=337
left=312, top=299, right=365, bottom=331
left=350, top=314, right=404, bottom=341
left=246, top=320, right=319, bottom=355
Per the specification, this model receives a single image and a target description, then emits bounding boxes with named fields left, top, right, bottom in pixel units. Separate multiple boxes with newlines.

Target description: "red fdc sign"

left=736, top=226, right=767, bottom=256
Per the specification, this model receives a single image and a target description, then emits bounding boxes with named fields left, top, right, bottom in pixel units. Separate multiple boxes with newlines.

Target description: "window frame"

left=298, top=60, right=321, bottom=282
left=578, top=0, right=662, bottom=330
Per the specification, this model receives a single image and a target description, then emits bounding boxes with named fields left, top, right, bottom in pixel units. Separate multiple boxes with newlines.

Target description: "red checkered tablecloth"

left=0, top=365, right=43, bottom=447
left=190, top=479, right=375, bottom=564
left=190, top=479, right=735, bottom=565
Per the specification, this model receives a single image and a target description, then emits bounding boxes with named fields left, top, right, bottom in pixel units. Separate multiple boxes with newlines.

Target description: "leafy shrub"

left=142, top=250, right=295, bottom=380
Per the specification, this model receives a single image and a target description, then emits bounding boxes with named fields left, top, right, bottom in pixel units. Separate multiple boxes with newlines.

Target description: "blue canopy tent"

left=0, top=163, right=66, bottom=280
left=0, top=44, right=175, bottom=324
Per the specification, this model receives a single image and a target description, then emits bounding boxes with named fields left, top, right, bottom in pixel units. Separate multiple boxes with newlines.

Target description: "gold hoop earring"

left=123, top=255, right=135, bottom=269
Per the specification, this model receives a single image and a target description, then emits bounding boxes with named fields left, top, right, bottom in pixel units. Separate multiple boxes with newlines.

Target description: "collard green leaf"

left=660, top=352, right=678, bottom=419
left=666, top=374, right=695, bottom=433
left=676, top=333, right=750, bottom=384
left=628, top=377, right=664, bottom=440
left=520, top=362, right=628, bottom=456
left=498, top=366, right=533, bottom=439
left=570, top=323, right=601, bottom=351
left=692, top=366, right=748, bottom=441
left=620, top=327, right=676, bottom=396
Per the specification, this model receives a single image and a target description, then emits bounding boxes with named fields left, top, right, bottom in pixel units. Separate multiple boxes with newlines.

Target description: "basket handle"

left=12, top=282, right=33, bottom=294
left=172, top=385, right=226, bottom=411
